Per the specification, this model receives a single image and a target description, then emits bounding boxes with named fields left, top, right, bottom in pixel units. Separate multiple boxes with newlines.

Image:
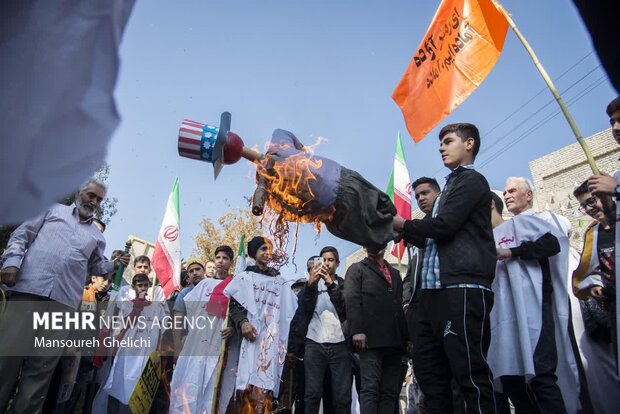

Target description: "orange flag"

left=392, top=0, right=509, bottom=142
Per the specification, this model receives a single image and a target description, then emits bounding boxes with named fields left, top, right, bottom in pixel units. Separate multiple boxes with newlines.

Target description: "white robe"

left=111, top=284, right=166, bottom=303
left=223, top=270, right=298, bottom=396
left=102, top=299, right=168, bottom=405
left=168, top=278, right=239, bottom=414
left=489, top=214, right=580, bottom=413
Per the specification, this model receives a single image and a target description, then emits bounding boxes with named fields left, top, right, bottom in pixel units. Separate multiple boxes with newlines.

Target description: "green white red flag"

left=386, top=133, right=412, bottom=260
left=152, top=177, right=182, bottom=297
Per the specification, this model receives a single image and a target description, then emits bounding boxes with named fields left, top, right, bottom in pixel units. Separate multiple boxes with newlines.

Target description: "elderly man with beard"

left=501, top=177, right=580, bottom=413
left=0, top=178, right=129, bottom=413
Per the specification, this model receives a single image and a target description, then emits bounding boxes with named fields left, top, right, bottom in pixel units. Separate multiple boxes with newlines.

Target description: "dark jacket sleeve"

left=228, top=297, right=248, bottom=329
left=327, top=277, right=347, bottom=322
left=403, top=174, right=487, bottom=241
left=299, top=282, right=319, bottom=312
left=343, top=264, right=364, bottom=336
left=510, top=232, right=560, bottom=260
left=402, top=262, right=413, bottom=306
left=403, top=233, right=426, bottom=248
left=287, top=299, right=305, bottom=354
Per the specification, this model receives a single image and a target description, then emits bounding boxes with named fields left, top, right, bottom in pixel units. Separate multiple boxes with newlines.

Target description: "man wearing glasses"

left=571, top=180, right=620, bottom=414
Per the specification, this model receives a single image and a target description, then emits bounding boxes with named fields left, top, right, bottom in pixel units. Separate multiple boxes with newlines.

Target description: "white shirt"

left=306, top=279, right=345, bottom=344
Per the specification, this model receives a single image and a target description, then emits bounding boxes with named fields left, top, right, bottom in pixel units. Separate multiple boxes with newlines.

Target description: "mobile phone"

left=313, top=257, right=324, bottom=267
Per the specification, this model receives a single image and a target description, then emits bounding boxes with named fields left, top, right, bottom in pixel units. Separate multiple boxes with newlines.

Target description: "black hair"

left=606, top=97, right=620, bottom=117
left=573, top=180, right=590, bottom=199
left=438, top=123, right=481, bottom=158
left=134, top=255, right=151, bottom=266
left=366, top=243, right=387, bottom=255
left=132, top=273, right=150, bottom=285
left=412, top=176, right=440, bottom=193
left=491, top=192, right=504, bottom=215
left=180, top=270, right=189, bottom=288
left=87, top=274, right=109, bottom=287
left=215, top=245, right=234, bottom=261
left=320, top=246, right=340, bottom=263
left=248, top=236, right=271, bottom=259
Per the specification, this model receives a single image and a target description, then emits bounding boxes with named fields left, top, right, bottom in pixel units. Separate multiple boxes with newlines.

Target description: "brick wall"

left=529, top=128, right=618, bottom=249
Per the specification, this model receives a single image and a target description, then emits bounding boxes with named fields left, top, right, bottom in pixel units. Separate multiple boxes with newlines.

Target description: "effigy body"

left=254, top=129, right=396, bottom=249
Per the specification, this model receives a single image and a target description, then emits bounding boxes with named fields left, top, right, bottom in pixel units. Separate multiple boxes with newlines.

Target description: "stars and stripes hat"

left=178, top=119, right=219, bottom=162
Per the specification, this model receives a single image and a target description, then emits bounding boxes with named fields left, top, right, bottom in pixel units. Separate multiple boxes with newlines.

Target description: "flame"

left=254, top=138, right=335, bottom=262
left=240, top=387, right=274, bottom=414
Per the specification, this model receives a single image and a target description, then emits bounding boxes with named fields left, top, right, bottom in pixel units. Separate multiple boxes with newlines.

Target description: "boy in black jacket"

left=393, top=123, right=497, bottom=413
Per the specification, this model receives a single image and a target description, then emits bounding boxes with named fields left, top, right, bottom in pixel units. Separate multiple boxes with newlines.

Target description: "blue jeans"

left=304, top=339, right=353, bottom=414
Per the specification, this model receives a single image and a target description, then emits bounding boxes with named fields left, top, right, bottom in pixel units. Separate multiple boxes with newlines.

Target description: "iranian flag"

left=386, top=133, right=412, bottom=260
left=152, top=177, right=182, bottom=297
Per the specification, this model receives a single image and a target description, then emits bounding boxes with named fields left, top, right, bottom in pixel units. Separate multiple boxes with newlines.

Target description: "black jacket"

left=287, top=276, right=346, bottom=354
left=403, top=168, right=496, bottom=288
left=343, top=258, right=408, bottom=349
left=510, top=231, right=560, bottom=299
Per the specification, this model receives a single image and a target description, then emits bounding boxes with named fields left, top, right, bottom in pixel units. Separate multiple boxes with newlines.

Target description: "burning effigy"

left=178, top=113, right=397, bottom=253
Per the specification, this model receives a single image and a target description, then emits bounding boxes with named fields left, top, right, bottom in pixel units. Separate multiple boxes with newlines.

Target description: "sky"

left=102, top=0, right=617, bottom=277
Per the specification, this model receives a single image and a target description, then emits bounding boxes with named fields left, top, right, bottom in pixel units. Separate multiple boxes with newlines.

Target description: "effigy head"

left=177, top=112, right=244, bottom=178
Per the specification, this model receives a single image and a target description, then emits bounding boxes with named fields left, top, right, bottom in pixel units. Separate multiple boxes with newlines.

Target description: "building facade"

left=529, top=128, right=618, bottom=248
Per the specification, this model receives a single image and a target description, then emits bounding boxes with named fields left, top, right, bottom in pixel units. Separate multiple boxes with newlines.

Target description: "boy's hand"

left=308, top=266, right=321, bottom=286
left=221, top=326, right=234, bottom=340
left=588, top=173, right=618, bottom=196
left=393, top=214, right=406, bottom=232
left=352, top=333, right=368, bottom=351
left=241, top=321, right=258, bottom=342
left=590, top=285, right=604, bottom=299
left=321, top=268, right=334, bottom=287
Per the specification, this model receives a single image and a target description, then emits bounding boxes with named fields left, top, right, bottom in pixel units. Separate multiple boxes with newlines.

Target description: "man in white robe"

left=495, top=179, right=580, bottom=413
left=169, top=246, right=239, bottom=414
left=94, top=273, right=168, bottom=413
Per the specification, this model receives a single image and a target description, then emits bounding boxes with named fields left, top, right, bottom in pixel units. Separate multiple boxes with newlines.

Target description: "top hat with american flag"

left=178, top=112, right=232, bottom=179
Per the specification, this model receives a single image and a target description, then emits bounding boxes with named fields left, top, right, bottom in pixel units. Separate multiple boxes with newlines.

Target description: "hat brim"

left=213, top=112, right=231, bottom=179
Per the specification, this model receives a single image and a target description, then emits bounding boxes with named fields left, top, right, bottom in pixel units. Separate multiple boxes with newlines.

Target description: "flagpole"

left=502, top=11, right=600, bottom=174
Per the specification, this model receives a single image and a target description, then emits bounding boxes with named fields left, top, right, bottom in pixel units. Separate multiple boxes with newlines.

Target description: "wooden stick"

left=504, top=11, right=600, bottom=174
left=212, top=303, right=232, bottom=414
left=241, top=146, right=261, bottom=162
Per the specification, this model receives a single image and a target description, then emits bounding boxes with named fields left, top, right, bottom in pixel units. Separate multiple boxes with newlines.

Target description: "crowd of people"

left=0, top=97, right=619, bottom=414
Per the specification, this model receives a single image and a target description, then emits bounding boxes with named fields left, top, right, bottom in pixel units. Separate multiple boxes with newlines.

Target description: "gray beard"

left=75, top=200, right=94, bottom=219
